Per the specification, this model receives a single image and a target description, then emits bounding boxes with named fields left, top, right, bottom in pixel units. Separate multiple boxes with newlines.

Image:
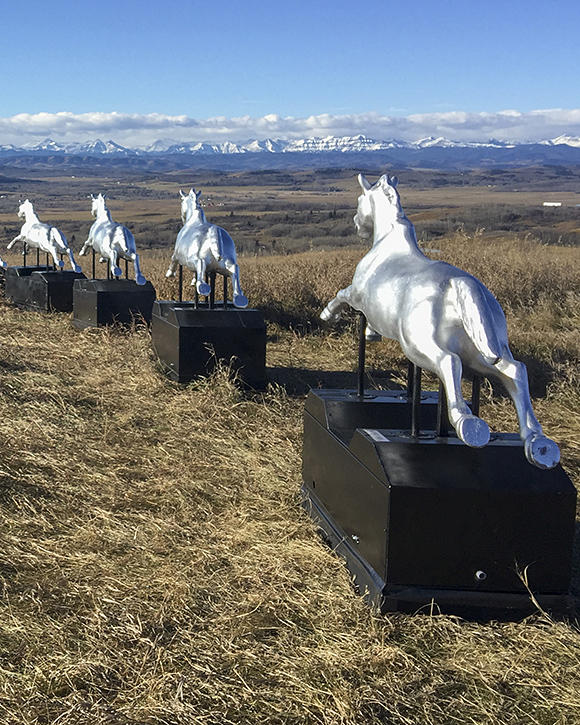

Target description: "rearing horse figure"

left=321, top=174, right=560, bottom=470
left=79, top=194, right=146, bottom=285
left=165, top=188, right=248, bottom=308
left=8, top=200, right=82, bottom=272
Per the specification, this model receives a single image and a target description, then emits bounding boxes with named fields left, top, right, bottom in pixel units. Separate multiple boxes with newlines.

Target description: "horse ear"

left=389, top=175, right=399, bottom=188
left=179, top=189, right=186, bottom=199
left=189, top=188, right=196, bottom=196
left=358, top=174, right=372, bottom=192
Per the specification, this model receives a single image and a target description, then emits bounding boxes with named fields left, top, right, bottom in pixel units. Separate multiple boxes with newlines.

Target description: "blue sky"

left=2, top=0, right=579, bottom=146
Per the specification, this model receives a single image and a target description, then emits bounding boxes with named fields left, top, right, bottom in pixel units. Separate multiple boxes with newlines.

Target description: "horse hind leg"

left=488, top=354, right=560, bottom=469
left=224, top=261, right=248, bottom=308
left=165, top=256, right=178, bottom=278
left=193, top=260, right=211, bottom=296
left=436, top=351, right=490, bottom=448
left=320, top=286, right=354, bottom=324
left=130, top=252, right=146, bottom=286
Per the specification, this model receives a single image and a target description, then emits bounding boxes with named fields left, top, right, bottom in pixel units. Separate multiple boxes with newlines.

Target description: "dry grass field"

left=0, top=225, right=579, bottom=723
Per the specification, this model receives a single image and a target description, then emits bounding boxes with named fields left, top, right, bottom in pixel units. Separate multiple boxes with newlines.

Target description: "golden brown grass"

left=0, top=232, right=579, bottom=723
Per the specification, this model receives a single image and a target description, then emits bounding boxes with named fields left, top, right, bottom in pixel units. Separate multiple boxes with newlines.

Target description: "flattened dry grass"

left=0, top=232, right=580, bottom=723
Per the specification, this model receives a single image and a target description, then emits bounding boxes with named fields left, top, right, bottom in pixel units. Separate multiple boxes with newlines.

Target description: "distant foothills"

left=2, top=134, right=580, bottom=171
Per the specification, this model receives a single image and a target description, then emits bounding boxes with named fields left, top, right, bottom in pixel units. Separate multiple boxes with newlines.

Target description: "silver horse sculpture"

left=321, top=174, right=560, bottom=470
left=8, top=200, right=82, bottom=272
left=79, top=194, right=146, bottom=285
left=165, top=188, right=248, bottom=308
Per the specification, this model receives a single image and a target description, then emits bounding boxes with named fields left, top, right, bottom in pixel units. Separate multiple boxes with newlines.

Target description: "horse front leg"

left=489, top=354, right=560, bottom=468
left=320, top=285, right=354, bottom=324
left=165, top=256, right=179, bottom=278
left=7, top=234, right=23, bottom=250
left=436, top=351, right=490, bottom=448
left=78, top=238, right=92, bottom=256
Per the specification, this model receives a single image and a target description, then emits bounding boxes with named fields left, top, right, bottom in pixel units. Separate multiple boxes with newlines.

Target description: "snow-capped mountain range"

left=1, top=133, right=580, bottom=157
left=2, top=134, right=580, bottom=171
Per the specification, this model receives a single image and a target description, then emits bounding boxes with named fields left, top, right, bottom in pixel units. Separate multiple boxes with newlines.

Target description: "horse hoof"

left=525, top=434, right=560, bottom=469
left=320, top=307, right=340, bottom=324
left=57, top=260, right=65, bottom=268
left=135, top=274, right=147, bottom=286
left=0, top=261, right=7, bottom=269
left=74, top=265, right=82, bottom=274
left=365, top=330, right=382, bottom=342
left=165, top=270, right=175, bottom=278
left=233, top=294, right=249, bottom=308
left=113, top=266, right=123, bottom=277
left=197, top=282, right=211, bottom=296
left=457, top=416, right=490, bottom=448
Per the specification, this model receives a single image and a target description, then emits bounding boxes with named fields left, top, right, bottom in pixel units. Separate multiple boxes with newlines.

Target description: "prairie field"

left=0, top=224, right=579, bottom=724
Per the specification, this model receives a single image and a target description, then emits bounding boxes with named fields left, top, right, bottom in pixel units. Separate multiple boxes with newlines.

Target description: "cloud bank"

left=2, top=109, right=580, bottom=147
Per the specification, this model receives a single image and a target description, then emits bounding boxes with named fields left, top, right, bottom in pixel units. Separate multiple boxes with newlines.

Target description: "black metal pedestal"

left=302, top=388, right=576, bottom=619
left=5, top=266, right=87, bottom=312
left=72, top=278, right=157, bottom=329
left=151, top=300, right=267, bottom=388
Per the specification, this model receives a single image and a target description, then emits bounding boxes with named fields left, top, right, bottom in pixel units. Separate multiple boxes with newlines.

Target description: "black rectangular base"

left=72, top=278, right=157, bottom=329
left=151, top=300, right=267, bottom=388
left=5, top=266, right=87, bottom=313
left=302, top=389, right=577, bottom=618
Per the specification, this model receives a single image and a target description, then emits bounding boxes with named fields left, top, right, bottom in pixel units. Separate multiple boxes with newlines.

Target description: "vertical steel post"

left=209, top=271, right=216, bottom=309
left=178, top=265, right=183, bottom=302
left=471, top=374, right=482, bottom=418
left=411, top=364, right=422, bottom=438
left=36, top=248, right=40, bottom=266
left=436, top=380, right=449, bottom=438
left=357, top=312, right=366, bottom=397
left=92, top=248, right=96, bottom=279
left=23, top=242, right=27, bottom=268
left=125, top=258, right=129, bottom=280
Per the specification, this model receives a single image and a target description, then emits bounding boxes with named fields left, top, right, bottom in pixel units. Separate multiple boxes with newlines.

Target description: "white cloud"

left=1, top=109, right=580, bottom=147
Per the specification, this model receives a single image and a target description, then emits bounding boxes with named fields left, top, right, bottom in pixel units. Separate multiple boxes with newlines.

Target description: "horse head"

left=354, top=174, right=402, bottom=240
left=17, top=199, right=33, bottom=220
left=180, top=188, right=203, bottom=224
left=90, top=193, right=107, bottom=218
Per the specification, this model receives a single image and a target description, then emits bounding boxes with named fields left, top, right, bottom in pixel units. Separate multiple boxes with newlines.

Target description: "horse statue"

left=79, top=194, right=146, bottom=285
left=321, top=174, right=560, bottom=470
left=165, top=188, right=248, bottom=308
left=8, top=200, right=82, bottom=273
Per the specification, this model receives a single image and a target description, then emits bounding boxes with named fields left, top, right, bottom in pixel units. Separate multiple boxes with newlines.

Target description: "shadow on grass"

left=267, top=365, right=404, bottom=397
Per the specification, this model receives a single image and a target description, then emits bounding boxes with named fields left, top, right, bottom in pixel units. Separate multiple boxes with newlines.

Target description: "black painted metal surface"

left=72, top=278, right=156, bottom=329
left=151, top=300, right=267, bottom=388
left=302, top=388, right=577, bottom=617
left=5, top=266, right=87, bottom=313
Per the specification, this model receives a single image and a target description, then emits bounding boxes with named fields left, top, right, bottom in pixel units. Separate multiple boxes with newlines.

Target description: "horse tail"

left=50, top=227, right=67, bottom=251
left=113, top=225, right=131, bottom=254
left=209, top=226, right=223, bottom=262
left=451, top=276, right=502, bottom=364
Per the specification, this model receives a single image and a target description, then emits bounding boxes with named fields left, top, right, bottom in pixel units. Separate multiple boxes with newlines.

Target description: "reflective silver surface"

left=79, top=194, right=146, bottom=285
left=165, top=189, right=248, bottom=308
left=8, top=200, right=82, bottom=272
left=321, top=174, right=560, bottom=469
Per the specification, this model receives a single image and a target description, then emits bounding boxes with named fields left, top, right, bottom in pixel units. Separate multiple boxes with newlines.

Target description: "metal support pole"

left=45, top=252, right=49, bottom=270
left=471, top=374, right=482, bottom=418
left=23, top=242, right=27, bottom=268
left=92, top=248, right=96, bottom=279
left=406, top=359, right=415, bottom=399
left=209, top=271, right=216, bottom=309
left=36, top=248, right=40, bottom=267
left=436, top=380, right=449, bottom=438
left=107, top=260, right=111, bottom=280
left=125, top=258, right=129, bottom=280
left=411, top=364, right=422, bottom=438
left=357, top=312, right=367, bottom=397
left=59, top=253, right=64, bottom=271
left=178, top=265, right=183, bottom=302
